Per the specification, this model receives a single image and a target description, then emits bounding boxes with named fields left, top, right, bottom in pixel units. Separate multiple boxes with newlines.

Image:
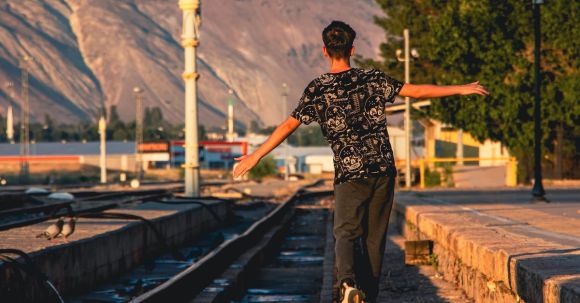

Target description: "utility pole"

left=133, top=87, right=144, bottom=180
left=531, top=0, right=547, bottom=202
left=282, top=83, right=289, bottom=181
left=403, top=29, right=411, bottom=188
left=5, top=82, right=14, bottom=142
left=179, top=0, right=201, bottom=197
left=227, top=89, right=234, bottom=142
left=19, top=56, right=32, bottom=182
left=98, top=115, right=107, bottom=184
left=396, top=29, right=418, bottom=188
left=457, top=129, right=464, bottom=166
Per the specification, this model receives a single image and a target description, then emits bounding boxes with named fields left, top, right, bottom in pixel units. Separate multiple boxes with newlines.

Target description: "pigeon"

left=36, top=217, right=65, bottom=240
left=57, top=217, right=77, bottom=242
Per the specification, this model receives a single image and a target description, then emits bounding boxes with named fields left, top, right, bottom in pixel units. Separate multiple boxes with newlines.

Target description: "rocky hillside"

left=0, top=0, right=388, bottom=129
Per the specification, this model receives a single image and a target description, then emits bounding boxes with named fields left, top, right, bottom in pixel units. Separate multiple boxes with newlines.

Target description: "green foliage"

left=424, top=167, right=441, bottom=187
left=0, top=105, right=190, bottom=143
left=248, top=155, right=278, bottom=180
left=359, top=0, right=580, bottom=181
left=428, top=253, right=439, bottom=270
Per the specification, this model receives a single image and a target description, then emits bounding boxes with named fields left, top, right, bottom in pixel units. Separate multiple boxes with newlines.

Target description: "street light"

left=179, top=0, right=202, bottom=197
left=531, top=0, right=548, bottom=202
left=396, top=29, right=419, bottom=189
left=133, top=86, right=144, bottom=181
left=282, top=83, right=289, bottom=181
left=226, top=89, right=235, bottom=142
left=5, top=82, right=14, bottom=142
left=98, top=115, right=107, bottom=184
left=19, top=55, right=33, bottom=183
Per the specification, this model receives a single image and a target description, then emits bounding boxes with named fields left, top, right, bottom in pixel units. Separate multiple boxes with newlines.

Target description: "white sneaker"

left=340, top=280, right=365, bottom=303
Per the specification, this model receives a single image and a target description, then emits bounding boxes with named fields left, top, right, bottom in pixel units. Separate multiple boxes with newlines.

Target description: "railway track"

left=0, top=189, right=175, bottom=231
left=1, top=180, right=336, bottom=303
left=126, top=184, right=334, bottom=303
left=0, top=179, right=241, bottom=232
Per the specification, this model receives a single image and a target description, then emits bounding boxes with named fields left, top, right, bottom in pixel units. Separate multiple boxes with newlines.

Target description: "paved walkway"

left=394, top=188, right=580, bottom=303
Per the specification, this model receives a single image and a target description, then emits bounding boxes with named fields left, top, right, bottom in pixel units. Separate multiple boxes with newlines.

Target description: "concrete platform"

left=393, top=188, right=580, bottom=303
left=0, top=198, right=230, bottom=302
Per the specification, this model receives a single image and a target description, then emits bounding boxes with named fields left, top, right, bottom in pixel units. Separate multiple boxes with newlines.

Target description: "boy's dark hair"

left=322, top=21, right=356, bottom=59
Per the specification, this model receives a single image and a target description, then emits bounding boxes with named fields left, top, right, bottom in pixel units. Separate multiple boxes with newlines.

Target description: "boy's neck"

left=329, top=58, right=351, bottom=73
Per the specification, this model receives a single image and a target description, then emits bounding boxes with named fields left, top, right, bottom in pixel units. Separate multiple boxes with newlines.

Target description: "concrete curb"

left=393, top=193, right=580, bottom=303
left=0, top=200, right=230, bottom=302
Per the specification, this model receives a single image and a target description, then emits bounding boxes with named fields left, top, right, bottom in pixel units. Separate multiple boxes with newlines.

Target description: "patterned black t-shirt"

left=290, top=68, right=404, bottom=185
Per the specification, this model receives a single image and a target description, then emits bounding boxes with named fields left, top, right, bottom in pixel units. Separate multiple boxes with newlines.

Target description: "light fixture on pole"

left=396, top=29, right=419, bottom=188
left=531, top=0, right=548, bottom=202
left=179, top=0, right=201, bottom=197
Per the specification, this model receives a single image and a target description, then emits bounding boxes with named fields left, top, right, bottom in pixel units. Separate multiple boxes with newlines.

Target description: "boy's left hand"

left=460, top=81, right=489, bottom=96
left=233, top=153, right=260, bottom=179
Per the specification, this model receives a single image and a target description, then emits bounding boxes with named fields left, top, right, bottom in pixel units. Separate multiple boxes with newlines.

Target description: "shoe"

left=339, top=278, right=366, bottom=303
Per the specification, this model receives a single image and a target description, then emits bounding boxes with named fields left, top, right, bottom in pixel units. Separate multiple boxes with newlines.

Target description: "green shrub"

left=248, top=155, right=278, bottom=180
left=424, top=168, right=441, bottom=187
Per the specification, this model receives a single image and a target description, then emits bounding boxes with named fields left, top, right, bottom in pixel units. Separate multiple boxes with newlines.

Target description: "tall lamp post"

left=5, top=82, right=14, bottom=143
left=282, top=83, right=289, bottom=181
left=396, top=29, right=419, bottom=188
left=98, top=115, right=107, bottom=184
left=133, top=87, right=144, bottom=181
left=19, top=55, right=33, bottom=182
left=179, top=0, right=201, bottom=197
left=531, top=0, right=547, bottom=202
left=226, top=89, right=235, bottom=142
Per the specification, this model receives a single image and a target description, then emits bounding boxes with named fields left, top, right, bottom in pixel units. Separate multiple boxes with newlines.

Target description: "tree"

left=0, top=113, right=5, bottom=142
left=109, top=105, right=121, bottom=124
left=359, top=0, right=579, bottom=181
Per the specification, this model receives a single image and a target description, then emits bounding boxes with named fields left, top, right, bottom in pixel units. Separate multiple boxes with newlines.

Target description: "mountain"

left=0, top=0, right=388, bottom=130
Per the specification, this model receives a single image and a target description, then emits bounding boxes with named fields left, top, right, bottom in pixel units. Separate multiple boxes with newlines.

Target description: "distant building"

left=237, top=134, right=334, bottom=174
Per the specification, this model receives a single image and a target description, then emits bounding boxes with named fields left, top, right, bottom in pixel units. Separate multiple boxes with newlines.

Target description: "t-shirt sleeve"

left=290, top=80, right=320, bottom=125
left=376, top=70, right=404, bottom=103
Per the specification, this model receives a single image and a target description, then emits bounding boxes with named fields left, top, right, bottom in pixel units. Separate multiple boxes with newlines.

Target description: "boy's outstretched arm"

left=398, top=81, right=489, bottom=99
left=233, top=117, right=301, bottom=179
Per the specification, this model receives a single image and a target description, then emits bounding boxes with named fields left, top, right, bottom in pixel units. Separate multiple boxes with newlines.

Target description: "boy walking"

left=233, top=21, right=488, bottom=303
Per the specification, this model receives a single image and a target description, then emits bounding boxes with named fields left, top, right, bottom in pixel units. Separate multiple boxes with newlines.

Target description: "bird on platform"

left=57, top=217, right=77, bottom=242
left=36, top=217, right=65, bottom=240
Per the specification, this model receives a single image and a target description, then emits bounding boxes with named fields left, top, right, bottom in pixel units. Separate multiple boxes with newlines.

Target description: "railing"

left=415, top=157, right=517, bottom=189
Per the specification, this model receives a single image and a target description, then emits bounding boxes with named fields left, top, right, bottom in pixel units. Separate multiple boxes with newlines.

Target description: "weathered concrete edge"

left=1, top=200, right=230, bottom=300
left=320, top=210, right=335, bottom=303
left=393, top=198, right=580, bottom=303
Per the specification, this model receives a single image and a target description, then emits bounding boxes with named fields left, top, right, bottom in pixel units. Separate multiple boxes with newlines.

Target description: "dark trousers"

left=333, top=175, right=396, bottom=302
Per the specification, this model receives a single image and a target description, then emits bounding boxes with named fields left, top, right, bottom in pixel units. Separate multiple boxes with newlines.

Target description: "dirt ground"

left=377, top=231, right=473, bottom=303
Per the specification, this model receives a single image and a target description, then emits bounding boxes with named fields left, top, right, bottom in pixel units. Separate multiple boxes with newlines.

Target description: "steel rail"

left=131, top=183, right=332, bottom=303
left=0, top=191, right=173, bottom=231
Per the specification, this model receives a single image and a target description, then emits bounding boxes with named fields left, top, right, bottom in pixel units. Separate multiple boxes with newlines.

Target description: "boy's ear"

left=350, top=46, right=355, bottom=57
left=322, top=47, right=329, bottom=58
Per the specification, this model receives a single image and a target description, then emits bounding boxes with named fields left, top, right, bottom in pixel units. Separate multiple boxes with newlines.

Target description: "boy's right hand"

left=233, top=153, right=260, bottom=179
